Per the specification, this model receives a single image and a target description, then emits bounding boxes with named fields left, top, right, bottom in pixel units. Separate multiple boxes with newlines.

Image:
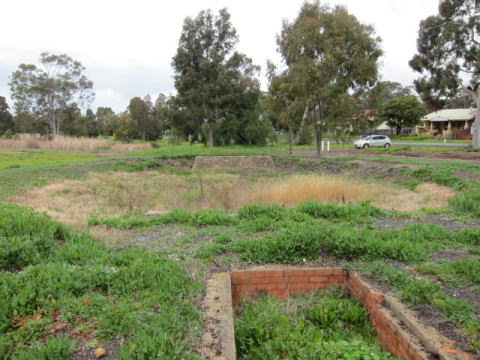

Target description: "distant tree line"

left=2, top=0, right=477, bottom=147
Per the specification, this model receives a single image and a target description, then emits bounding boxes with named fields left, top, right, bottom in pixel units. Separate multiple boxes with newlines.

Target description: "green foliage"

left=89, top=208, right=238, bottom=229
left=409, top=0, right=479, bottom=110
left=416, top=258, right=480, bottom=287
left=13, top=336, right=76, bottom=360
left=171, top=8, right=261, bottom=147
left=455, top=228, right=480, bottom=246
left=9, top=52, right=94, bottom=137
left=393, top=179, right=420, bottom=191
left=296, top=200, right=386, bottom=224
left=410, top=166, right=466, bottom=189
left=449, top=184, right=480, bottom=217
left=0, top=204, right=202, bottom=358
left=0, top=97, right=14, bottom=136
left=275, top=1, right=382, bottom=149
left=381, top=95, right=426, bottom=135
left=0, top=204, right=65, bottom=270
left=235, top=290, right=395, bottom=360
left=92, top=201, right=450, bottom=264
left=113, top=112, right=137, bottom=141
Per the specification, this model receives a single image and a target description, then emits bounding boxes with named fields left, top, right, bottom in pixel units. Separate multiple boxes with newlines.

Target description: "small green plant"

left=393, top=179, right=420, bottom=191
left=234, top=290, right=395, bottom=360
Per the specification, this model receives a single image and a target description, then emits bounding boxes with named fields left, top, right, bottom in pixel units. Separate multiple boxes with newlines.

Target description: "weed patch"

left=410, top=166, right=466, bottom=189
left=449, top=184, right=480, bottom=218
left=0, top=204, right=202, bottom=359
left=234, top=289, right=395, bottom=360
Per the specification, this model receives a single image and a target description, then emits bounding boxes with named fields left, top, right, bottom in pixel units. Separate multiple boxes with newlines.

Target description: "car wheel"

left=384, top=143, right=390, bottom=148
left=363, top=144, right=369, bottom=149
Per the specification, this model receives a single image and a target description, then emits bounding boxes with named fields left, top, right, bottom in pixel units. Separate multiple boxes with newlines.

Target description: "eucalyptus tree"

left=9, top=52, right=94, bottom=137
left=266, top=64, right=305, bottom=154
left=171, top=8, right=260, bottom=147
left=277, top=1, right=382, bottom=154
left=409, top=0, right=479, bottom=146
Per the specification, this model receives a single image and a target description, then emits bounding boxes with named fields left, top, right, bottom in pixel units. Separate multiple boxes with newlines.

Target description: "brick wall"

left=230, top=268, right=427, bottom=360
left=231, top=268, right=346, bottom=300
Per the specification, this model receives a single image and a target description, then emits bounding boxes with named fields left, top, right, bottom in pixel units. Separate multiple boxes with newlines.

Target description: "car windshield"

left=362, top=136, right=373, bottom=140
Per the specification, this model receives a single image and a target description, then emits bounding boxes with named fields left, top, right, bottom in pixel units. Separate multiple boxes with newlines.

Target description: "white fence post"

left=327, top=141, right=330, bottom=152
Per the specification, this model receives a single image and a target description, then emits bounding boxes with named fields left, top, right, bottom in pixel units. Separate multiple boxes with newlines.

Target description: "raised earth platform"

left=193, top=156, right=275, bottom=170
left=201, top=267, right=473, bottom=360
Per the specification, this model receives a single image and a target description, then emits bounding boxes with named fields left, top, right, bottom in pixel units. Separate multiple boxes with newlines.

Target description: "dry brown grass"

left=0, top=134, right=152, bottom=152
left=234, top=175, right=384, bottom=207
left=378, top=183, right=454, bottom=212
left=10, top=171, right=454, bottom=232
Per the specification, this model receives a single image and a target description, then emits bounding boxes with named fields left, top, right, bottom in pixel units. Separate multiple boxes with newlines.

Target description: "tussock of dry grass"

left=235, top=175, right=383, bottom=207
left=0, top=134, right=152, bottom=152
left=380, top=183, right=454, bottom=212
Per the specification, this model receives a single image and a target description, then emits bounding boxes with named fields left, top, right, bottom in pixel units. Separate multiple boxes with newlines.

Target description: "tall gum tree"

left=9, top=52, right=94, bottom=137
left=277, top=1, right=382, bottom=155
left=171, top=8, right=260, bottom=147
left=409, top=0, right=479, bottom=146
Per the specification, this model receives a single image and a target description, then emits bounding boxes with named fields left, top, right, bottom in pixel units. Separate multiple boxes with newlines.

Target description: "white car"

left=354, top=135, right=391, bottom=149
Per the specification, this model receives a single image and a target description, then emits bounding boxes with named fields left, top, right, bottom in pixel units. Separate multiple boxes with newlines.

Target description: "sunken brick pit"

left=201, top=267, right=472, bottom=360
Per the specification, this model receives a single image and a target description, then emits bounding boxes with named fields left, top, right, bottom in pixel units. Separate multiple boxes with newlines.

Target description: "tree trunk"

left=207, top=123, right=214, bottom=148
left=315, top=127, right=322, bottom=156
left=396, top=124, right=401, bottom=136
left=472, top=95, right=480, bottom=148
left=288, top=127, right=293, bottom=155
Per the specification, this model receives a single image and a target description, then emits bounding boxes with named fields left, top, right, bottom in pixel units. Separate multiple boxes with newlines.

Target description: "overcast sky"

left=0, top=0, right=438, bottom=113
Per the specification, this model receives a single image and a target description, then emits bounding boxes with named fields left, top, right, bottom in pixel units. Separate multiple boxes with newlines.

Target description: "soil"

left=72, top=338, right=124, bottom=360
left=375, top=215, right=480, bottom=232
left=431, top=249, right=473, bottom=262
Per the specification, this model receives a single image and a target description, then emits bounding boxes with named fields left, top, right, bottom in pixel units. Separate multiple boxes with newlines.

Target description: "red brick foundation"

left=231, top=268, right=427, bottom=360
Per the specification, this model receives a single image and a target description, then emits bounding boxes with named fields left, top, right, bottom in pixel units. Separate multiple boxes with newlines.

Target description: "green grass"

left=0, top=203, right=202, bottom=359
left=449, top=184, right=480, bottom=217
left=90, top=202, right=459, bottom=265
left=410, top=166, right=468, bottom=189
left=0, top=160, right=130, bottom=200
left=235, top=289, right=397, bottom=360
left=0, top=148, right=97, bottom=169
left=416, top=258, right=480, bottom=288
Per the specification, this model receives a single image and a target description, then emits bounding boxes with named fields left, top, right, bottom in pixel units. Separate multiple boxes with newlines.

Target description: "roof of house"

left=424, top=108, right=476, bottom=122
